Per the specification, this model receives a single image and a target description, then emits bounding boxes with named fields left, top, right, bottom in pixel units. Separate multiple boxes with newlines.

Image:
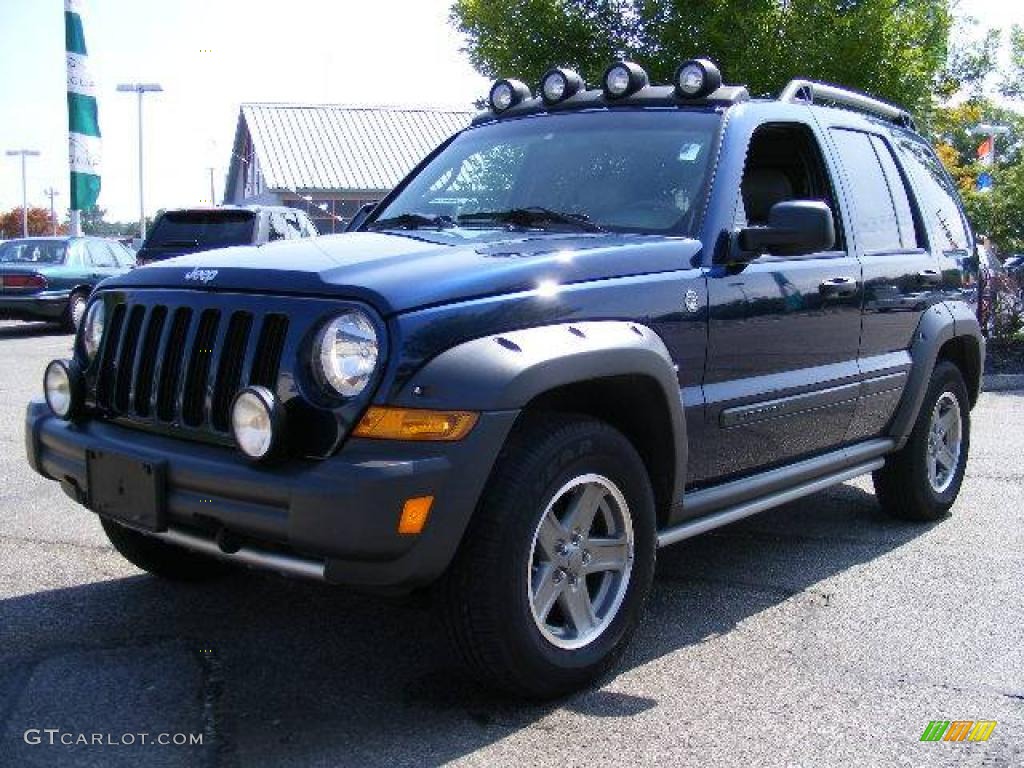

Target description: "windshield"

left=145, top=210, right=256, bottom=249
left=372, top=110, right=721, bottom=235
left=0, top=240, right=67, bottom=264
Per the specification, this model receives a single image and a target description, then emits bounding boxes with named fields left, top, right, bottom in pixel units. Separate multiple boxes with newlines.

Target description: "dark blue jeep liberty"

left=27, top=61, right=984, bottom=698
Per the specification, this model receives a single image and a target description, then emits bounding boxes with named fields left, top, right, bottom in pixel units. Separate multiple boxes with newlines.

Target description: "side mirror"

left=346, top=202, right=379, bottom=232
left=737, top=201, right=835, bottom=257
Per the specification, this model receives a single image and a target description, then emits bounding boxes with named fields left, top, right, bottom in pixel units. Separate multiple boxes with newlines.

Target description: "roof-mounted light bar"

left=602, top=61, right=648, bottom=99
left=489, top=79, right=531, bottom=113
left=674, top=58, right=722, bottom=99
left=540, top=67, right=585, bottom=105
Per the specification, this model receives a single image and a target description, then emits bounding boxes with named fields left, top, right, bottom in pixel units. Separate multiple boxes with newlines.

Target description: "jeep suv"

left=27, top=60, right=983, bottom=698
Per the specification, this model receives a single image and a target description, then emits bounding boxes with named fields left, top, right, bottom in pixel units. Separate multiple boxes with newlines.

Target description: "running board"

left=657, top=458, right=885, bottom=549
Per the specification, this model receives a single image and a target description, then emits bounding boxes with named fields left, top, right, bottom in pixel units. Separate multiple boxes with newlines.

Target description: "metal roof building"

left=224, top=103, right=472, bottom=232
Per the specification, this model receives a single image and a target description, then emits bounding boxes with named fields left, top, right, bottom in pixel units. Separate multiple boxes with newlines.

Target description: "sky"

left=0, top=0, right=1020, bottom=226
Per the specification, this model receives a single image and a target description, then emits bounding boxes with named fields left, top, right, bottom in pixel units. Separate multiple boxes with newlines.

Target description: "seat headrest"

left=742, top=168, right=794, bottom=224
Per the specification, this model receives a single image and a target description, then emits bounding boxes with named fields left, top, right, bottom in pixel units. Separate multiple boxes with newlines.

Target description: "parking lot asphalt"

left=0, top=319, right=1021, bottom=768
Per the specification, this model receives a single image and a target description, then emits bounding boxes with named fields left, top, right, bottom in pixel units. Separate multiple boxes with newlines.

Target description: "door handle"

left=917, top=268, right=942, bottom=285
left=819, top=276, right=858, bottom=298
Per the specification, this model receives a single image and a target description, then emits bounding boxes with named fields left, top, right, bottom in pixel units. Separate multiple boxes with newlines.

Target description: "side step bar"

left=658, top=439, right=893, bottom=549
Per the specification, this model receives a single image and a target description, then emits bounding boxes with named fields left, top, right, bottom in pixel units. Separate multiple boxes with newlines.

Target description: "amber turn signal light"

left=398, top=496, right=434, bottom=535
left=353, top=407, right=478, bottom=441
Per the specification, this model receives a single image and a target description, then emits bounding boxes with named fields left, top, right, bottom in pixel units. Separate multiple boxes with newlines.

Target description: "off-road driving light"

left=674, top=58, right=722, bottom=98
left=541, top=68, right=584, bottom=104
left=230, top=386, right=282, bottom=460
left=354, top=407, right=479, bottom=441
left=602, top=61, right=648, bottom=98
left=489, top=79, right=531, bottom=112
left=81, top=300, right=105, bottom=361
left=315, top=310, right=379, bottom=398
left=43, top=359, right=82, bottom=420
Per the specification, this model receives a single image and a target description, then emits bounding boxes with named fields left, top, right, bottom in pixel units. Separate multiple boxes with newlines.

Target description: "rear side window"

left=869, top=136, right=923, bottom=250
left=891, top=134, right=970, bottom=256
left=146, top=210, right=257, bottom=249
left=830, top=129, right=902, bottom=254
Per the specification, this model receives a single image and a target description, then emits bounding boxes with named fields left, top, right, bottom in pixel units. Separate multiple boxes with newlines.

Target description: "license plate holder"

left=86, top=449, right=166, bottom=532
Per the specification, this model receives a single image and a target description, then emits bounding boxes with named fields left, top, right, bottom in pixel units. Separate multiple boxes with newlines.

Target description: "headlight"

left=674, top=58, right=722, bottom=99
left=81, top=300, right=105, bottom=361
left=602, top=61, right=647, bottom=98
left=315, top=310, right=379, bottom=398
left=488, top=79, right=530, bottom=112
left=44, top=359, right=82, bottom=420
left=231, top=386, right=281, bottom=460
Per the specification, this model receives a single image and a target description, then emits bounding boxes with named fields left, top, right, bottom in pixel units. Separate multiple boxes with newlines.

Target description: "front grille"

left=92, top=295, right=289, bottom=437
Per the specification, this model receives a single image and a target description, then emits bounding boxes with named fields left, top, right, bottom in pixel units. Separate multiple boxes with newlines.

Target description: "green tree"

left=451, top=0, right=953, bottom=111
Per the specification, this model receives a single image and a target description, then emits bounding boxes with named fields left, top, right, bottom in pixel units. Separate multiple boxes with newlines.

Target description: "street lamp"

left=116, top=82, right=163, bottom=239
left=5, top=149, right=40, bottom=237
left=43, top=187, right=60, bottom=235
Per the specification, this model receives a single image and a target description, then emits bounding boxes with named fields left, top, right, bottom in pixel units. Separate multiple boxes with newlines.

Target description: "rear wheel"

left=874, top=361, right=971, bottom=521
left=439, top=415, right=656, bottom=698
left=100, top=518, right=233, bottom=582
left=64, top=290, right=89, bottom=332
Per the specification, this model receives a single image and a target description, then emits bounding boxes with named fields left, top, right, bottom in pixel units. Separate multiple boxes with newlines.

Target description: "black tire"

left=873, top=361, right=971, bottom=522
left=438, top=414, right=657, bottom=699
left=100, top=518, right=233, bottom=582
left=64, top=290, right=89, bottom=332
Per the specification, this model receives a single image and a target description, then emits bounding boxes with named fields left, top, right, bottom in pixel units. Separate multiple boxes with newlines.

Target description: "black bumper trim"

left=26, top=399, right=519, bottom=589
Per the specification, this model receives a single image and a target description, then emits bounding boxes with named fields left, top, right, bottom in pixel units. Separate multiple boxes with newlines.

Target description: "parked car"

left=136, top=206, right=318, bottom=265
left=28, top=61, right=983, bottom=698
left=1003, top=255, right=1024, bottom=274
left=0, top=236, right=134, bottom=329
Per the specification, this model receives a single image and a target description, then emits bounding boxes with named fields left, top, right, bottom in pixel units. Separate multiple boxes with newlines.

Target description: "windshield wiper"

left=368, top=213, right=455, bottom=230
left=457, top=207, right=605, bottom=232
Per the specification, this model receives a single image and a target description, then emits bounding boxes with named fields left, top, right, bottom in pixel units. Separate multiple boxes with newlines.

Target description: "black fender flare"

left=889, top=301, right=984, bottom=449
left=392, top=321, right=688, bottom=508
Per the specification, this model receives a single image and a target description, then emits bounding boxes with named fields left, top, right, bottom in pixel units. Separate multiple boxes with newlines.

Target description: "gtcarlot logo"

left=24, top=729, right=203, bottom=747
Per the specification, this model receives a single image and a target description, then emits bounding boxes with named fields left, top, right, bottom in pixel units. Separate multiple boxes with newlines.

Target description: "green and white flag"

left=65, top=0, right=101, bottom=211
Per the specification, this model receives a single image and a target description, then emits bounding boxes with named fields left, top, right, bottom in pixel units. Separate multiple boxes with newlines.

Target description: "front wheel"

left=64, top=290, right=89, bottom=332
left=874, top=361, right=971, bottom=521
left=439, top=415, right=656, bottom=699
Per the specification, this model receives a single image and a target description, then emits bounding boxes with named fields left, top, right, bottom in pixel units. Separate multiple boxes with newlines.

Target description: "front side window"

left=373, top=110, right=722, bottom=235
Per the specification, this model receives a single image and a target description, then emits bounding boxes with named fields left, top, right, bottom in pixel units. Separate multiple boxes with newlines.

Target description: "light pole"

left=208, top=167, right=216, bottom=206
left=43, top=187, right=60, bottom=235
left=5, top=149, right=40, bottom=237
left=116, top=82, right=162, bottom=239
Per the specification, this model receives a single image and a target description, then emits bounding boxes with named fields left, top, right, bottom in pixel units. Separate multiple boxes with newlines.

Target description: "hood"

left=104, top=229, right=703, bottom=316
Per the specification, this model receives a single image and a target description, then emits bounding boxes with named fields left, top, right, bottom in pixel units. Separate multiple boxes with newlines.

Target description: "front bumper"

left=0, top=291, right=70, bottom=321
left=26, top=399, right=517, bottom=589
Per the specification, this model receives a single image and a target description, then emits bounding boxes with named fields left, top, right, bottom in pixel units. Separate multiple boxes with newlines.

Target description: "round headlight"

left=541, top=68, right=584, bottom=104
left=81, top=300, right=105, bottom=361
left=488, top=79, right=530, bottom=112
left=44, top=359, right=82, bottom=420
left=230, top=386, right=280, bottom=460
left=316, top=311, right=379, bottom=398
left=674, top=58, right=722, bottom=98
left=602, top=61, right=647, bottom=98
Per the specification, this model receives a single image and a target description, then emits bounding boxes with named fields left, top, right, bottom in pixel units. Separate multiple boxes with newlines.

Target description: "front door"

left=697, top=120, right=863, bottom=484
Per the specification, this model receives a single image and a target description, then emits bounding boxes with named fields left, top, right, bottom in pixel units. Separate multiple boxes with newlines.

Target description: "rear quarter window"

left=891, top=133, right=971, bottom=257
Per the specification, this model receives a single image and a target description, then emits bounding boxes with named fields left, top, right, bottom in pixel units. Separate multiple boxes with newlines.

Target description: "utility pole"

left=116, top=82, right=163, bottom=239
left=43, top=187, right=60, bottom=235
left=208, top=167, right=216, bottom=206
left=5, top=149, right=41, bottom=237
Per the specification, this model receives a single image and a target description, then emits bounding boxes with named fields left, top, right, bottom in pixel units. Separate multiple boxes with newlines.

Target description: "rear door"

left=699, top=116, right=863, bottom=483
left=822, top=122, right=954, bottom=441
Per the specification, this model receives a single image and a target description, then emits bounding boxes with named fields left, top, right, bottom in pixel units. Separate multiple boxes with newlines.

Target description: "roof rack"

left=779, top=79, right=916, bottom=130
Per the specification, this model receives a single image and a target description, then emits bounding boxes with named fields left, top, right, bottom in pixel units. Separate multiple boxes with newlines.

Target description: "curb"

left=982, top=374, right=1024, bottom=392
